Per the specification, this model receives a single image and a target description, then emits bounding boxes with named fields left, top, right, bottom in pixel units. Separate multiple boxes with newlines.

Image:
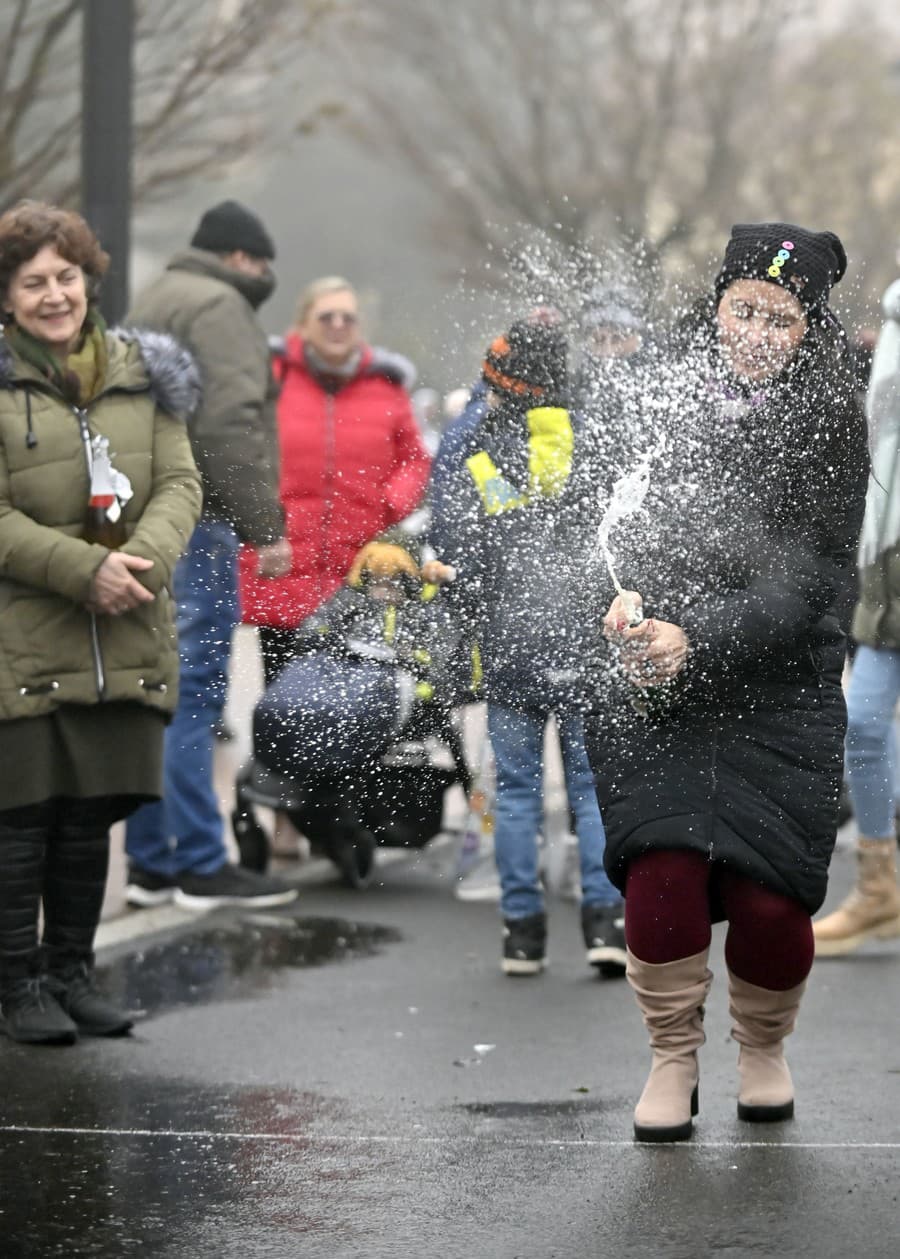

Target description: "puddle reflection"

left=101, top=914, right=402, bottom=1017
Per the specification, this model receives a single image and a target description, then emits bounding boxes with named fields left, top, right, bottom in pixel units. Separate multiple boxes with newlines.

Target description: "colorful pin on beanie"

left=714, top=222, right=846, bottom=311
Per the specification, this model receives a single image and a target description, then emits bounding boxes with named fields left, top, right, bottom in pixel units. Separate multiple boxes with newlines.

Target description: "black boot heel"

left=737, top=1097, right=794, bottom=1123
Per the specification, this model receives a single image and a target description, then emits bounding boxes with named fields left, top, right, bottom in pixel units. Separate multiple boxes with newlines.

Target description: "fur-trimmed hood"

left=0, top=327, right=200, bottom=420
left=113, top=326, right=201, bottom=420
left=269, top=334, right=417, bottom=391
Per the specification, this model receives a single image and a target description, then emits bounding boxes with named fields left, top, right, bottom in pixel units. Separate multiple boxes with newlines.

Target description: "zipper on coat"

left=319, top=393, right=337, bottom=607
left=707, top=726, right=719, bottom=861
left=74, top=405, right=107, bottom=700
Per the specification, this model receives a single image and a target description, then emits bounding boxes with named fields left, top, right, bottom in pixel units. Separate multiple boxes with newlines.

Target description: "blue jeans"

left=845, top=645, right=900, bottom=839
left=126, top=519, right=239, bottom=877
left=487, top=704, right=619, bottom=919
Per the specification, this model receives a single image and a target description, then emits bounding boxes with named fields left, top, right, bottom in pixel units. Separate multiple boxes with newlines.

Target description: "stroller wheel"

left=334, top=829, right=377, bottom=890
left=232, top=807, right=271, bottom=873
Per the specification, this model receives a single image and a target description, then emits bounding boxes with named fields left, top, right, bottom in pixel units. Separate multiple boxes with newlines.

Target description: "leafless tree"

left=0, top=0, right=336, bottom=213
left=340, top=0, right=900, bottom=312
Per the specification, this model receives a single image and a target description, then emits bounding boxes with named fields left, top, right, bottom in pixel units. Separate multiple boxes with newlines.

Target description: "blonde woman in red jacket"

left=239, top=276, right=431, bottom=688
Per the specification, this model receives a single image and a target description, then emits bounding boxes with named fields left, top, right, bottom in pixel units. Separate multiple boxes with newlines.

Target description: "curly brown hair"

left=0, top=201, right=109, bottom=323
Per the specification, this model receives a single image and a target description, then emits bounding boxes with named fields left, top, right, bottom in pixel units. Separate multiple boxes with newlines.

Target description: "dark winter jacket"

left=0, top=329, right=203, bottom=721
left=128, top=248, right=283, bottom=546
left=238, top=333, right=431, bottom=628
left=585, top=311, right=868, bottom=913
left=852, top=279, right=900, bottom=649
left=429, top=397, right=608, bottom=712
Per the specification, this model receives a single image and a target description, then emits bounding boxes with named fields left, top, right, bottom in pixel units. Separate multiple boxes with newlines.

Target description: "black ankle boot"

left=0, top=975, right=78, bottom=1044
left=45, top=961, right=132, bottom=1037
left=0, top=809, right=73, bottom=1043
left=42, top=813, right=131, bottom=1036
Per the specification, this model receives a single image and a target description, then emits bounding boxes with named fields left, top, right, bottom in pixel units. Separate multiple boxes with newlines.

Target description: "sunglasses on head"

left=316, top=310, right=358, bottom=327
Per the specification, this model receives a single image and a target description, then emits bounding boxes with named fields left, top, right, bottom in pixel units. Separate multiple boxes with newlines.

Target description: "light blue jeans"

left=126, top=519, right=239, bottom=877
left=487, top=704, right=620, bottom=920
left=845, top=645, right=900, bottom=839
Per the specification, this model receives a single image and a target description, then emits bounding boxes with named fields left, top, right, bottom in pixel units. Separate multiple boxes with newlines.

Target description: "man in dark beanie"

left=429, top=320, right=626, bottom=978
left=123, top=203, right=297, bottom=912
left=191, top=200, right=276, bottom=260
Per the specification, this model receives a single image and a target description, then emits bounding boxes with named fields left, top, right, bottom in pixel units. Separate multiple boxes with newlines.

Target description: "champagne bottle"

left=618, top=597, right=683, bottom=719
left=629, top=675, right=682, bottom=720
left=83, top=435, right=126, bottom=548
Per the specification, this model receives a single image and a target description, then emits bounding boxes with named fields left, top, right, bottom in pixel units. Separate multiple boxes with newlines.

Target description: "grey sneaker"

left=454, top=852, right=501, bottom=903
left=174, top=863, right=298, bottom=912
left=581, top=903, right=627, bottom=977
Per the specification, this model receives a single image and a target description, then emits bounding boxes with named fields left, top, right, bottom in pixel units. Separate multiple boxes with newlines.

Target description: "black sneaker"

left=173, top=863, right=298, bottom=912
left=0, top=977, right=78, bottom=1045
left=126, top=866, right=177, bottom=908
left=581, top=903, right=627, bottom=977
left=502, top=913, right=547, bottom=976
left=47, top=963, right=133, bottom=1037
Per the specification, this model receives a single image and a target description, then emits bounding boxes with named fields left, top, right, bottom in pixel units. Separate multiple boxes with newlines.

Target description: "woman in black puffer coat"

left=584, top=223, right=868, bottom=1143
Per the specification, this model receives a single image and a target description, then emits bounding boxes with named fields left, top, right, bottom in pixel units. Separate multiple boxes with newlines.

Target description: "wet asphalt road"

left=2, top=834, right=899, bottom=1259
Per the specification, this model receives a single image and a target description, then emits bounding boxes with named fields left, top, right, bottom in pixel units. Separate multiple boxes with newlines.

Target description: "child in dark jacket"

left=429, top=321, right=625, bottom=977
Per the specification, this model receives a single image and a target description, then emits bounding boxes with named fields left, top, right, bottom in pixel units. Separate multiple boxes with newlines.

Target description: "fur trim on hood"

left=268, top=334, right=416, bottom=391
left=115, top=326, right=201, bottom=420
left=0, top=327, right=201, bottom=421
left=367, top=346, right=417, bottom=390
left=0, top=337, right=17, bottom=388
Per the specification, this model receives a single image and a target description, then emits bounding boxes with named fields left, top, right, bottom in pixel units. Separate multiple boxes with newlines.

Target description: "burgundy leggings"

left=625, top=849, right=814, bottom=990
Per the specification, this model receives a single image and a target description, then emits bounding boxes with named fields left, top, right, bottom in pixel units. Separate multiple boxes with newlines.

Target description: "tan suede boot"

left=728, top=970, right=804, bottom=1122
left=813, top=839, right=900, bottom=957
left=626, top=948, right=713, bottom=1143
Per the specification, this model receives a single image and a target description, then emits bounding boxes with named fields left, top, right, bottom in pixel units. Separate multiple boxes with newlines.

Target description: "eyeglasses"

left=316, top=311, right=358, bottom=327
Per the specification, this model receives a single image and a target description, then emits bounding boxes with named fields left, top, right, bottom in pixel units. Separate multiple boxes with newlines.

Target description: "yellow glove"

left=347, top=542, right=419, bottom=588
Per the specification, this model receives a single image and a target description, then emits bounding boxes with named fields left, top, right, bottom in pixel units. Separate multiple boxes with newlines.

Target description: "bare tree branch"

left=0, top=0, right=337, bottom=213
left=338, top=0, right=898, bottom=316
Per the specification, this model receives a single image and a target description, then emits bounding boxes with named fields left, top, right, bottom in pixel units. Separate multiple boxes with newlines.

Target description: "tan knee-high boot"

left=728, top=970, right=804, bottom=1122
left=626, top=948, right=713, bottom=1143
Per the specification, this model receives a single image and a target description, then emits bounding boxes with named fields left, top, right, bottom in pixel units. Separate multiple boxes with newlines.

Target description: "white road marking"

left=1, top=1126, right=898, bottom=1150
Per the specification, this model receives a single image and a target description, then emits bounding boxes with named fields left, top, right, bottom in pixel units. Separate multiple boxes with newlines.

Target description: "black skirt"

left=0, top=702, right=165, bottom=817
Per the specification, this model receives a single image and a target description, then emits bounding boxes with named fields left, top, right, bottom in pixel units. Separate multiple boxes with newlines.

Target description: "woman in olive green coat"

left=0, top=201, right=202, bottom=1045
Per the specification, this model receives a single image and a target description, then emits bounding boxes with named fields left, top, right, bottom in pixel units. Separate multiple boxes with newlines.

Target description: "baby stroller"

left=233, top=570, right=471, bottom=888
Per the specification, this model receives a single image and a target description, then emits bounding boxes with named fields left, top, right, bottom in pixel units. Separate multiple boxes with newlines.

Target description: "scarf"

left=304, top=343, right=362, bottom=392
left=4, top=307, right=109, bottom=406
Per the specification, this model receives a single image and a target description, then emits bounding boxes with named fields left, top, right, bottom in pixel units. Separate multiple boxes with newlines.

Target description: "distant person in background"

left=239, top=276, right=431, bottom=691
left=411, top=386, right=442, bottom=456
left=814, top=279, right=900, bottom=957
left=443, top=387, right=472, bottom=424
left=851, top=327, right=878, bottom=404
left=124, top=200, right=297, bottom=913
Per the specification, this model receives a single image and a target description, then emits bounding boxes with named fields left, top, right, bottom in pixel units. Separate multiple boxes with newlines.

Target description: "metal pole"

left=81, top=0, right=134, bottom=324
